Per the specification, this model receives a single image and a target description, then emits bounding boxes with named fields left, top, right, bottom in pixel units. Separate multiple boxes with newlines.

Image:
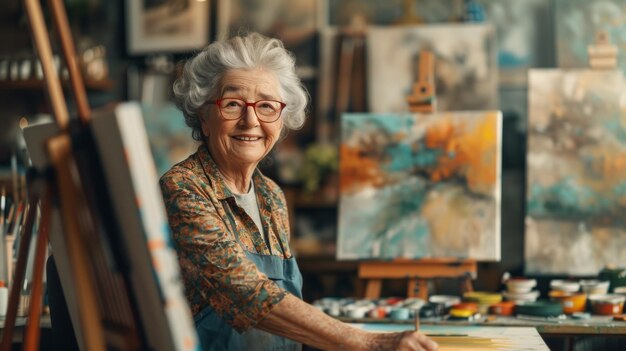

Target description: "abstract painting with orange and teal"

left=525, top=69, right=626, bottom=275
left=337, top=112, right=502, bottom=260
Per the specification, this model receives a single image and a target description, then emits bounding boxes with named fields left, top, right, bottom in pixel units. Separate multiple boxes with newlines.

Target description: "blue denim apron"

left=194, top=208, right=303, bottom=350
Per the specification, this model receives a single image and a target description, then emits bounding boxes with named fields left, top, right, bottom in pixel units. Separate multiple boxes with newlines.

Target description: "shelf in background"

left=0, top=78, right=114, bottom=91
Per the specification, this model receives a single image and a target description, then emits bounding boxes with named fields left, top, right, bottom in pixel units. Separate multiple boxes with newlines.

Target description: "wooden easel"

left=588, top=30, right=618, bottom=69
left=407, top=51, right=437, bottom=113
left=12, top=2, right=199, bottom=351
left=320, top=14, right=367, bottom=143
left=1, top=1, right=143, bottom=350
left=335, top=14, right=367, bottom=118
left=358, top=51, right=476, bottom=301
left=359, top=258, right=476, bottom=300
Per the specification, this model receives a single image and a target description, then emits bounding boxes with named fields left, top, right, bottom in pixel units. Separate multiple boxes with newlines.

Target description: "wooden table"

left=343, top=316, right=626, bottom=351
left=342, top=315, right=626, bottom=335
left=352, top=323, right=549, bottom=350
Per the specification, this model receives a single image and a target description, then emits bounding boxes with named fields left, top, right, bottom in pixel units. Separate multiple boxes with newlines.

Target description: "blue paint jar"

left=389, top=307, right=410, bottom=320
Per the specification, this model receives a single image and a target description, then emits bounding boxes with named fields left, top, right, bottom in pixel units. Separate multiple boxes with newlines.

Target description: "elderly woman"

left=160, top=33, right=438, bottom=351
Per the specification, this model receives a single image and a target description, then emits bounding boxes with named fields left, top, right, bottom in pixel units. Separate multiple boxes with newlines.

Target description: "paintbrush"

left=412, top=277, right=421, bottom=333
left=414, top=309, right=420, bottom=332
left=0, top=186, right=5, bottom=233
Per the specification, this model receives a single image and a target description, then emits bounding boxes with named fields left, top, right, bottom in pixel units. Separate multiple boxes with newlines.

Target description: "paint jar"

left=345, top=306, right=371, bottom=319
left=463, top=292, right=502, bottom=314
left=506, top=278, right=537, bottom=293
left=343, top=299, right=375, bottom=319
left=452, top=302, right=479, bottom=313
left=463, top=292, right=502, bottom=304
left=327, top=304, right=342, bottom=317
left=502, top=290, right=540, bottom=303
left=579, top=280, right=610, bottom=295
left=550, top=280, right=580, bottom=293
left=389, top=307, right=411, bottom=320
left=589, top=294, right=625, bottom=315
left=429, top=295, right=461, bottom=308
left=368, top=306, right=388, bottom=319
left=401, top=297, right=426, bottom=310
left=449, top=308, right=474, bottom=320
left=314, top=297, right=345, bottom=317
left=515, top=300, right=563, bottom=317
left=382, top=297, right=404, bottom=306
left=420, top=302, right=446, bottom=318
left=489, top=301, right=515, bottom=316
left=549, top=291, right=587, bottom=314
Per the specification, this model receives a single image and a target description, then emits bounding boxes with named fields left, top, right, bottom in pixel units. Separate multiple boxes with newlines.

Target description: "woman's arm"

left=256, top=294, right=438, bottom=351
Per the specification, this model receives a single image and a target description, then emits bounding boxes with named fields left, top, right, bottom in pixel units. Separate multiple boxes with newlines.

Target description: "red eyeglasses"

left=207, top=98, right=286, bottom=123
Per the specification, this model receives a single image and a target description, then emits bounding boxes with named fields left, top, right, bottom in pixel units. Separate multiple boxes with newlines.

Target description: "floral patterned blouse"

left=159, top=144, right=293, bottom=332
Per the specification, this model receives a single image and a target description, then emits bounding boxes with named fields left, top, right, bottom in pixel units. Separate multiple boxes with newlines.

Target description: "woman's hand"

left=365, top=331, right=439, bottom=351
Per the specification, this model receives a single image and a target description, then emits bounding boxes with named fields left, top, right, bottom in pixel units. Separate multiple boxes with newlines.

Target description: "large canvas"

left=556, top=0, right=626, bottom=71
left=525, top=70, right=626, bottom=275
left=337, top=112, right=502, bottom=260
left=367, top=25, right=498, bottom=114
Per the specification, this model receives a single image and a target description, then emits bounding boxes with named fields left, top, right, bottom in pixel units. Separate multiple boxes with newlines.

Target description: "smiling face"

left=200, top=68, right=284, bottom=176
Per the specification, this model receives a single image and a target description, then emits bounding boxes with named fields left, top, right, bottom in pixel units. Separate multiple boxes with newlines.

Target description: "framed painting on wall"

left=337, top=111, right=502, bottom=261
left=126, top=0, right=210, bottom=54
left=217, top=0, right=317, bottom=69
left=322, top=0, right=464, bottom=27
left=525, top=69, right=626, bottom=275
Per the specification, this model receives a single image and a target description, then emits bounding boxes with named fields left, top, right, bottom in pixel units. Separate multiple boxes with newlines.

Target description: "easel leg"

left=0, top=192, right=38, bottom=351
left=460, top=274, right=474, bottom=294
left=49, top=135, right=106, bottom=351
left=407, top=279, right=428, bottom=301
left=23, top=186, right=52, bottom=351
left=335, top=35, right=355, bottom=136
left=408, top=279, right=416, bottom=298
left=364, top=279, right=382, bottom=299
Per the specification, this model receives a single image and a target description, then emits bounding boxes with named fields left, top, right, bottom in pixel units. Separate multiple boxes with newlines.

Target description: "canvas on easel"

left=525, top=69, right=626, bottom=275
left=24, top=106, right=201, bottom=351
left=556, top=0, right=626, bottom=72
left=339, top=47, right=501, bottom=299
left=91, top=103, right=200, bottom=350
left=337, top=111, right=502, bottom=261
left=366, top=24, right=498, bottom=114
